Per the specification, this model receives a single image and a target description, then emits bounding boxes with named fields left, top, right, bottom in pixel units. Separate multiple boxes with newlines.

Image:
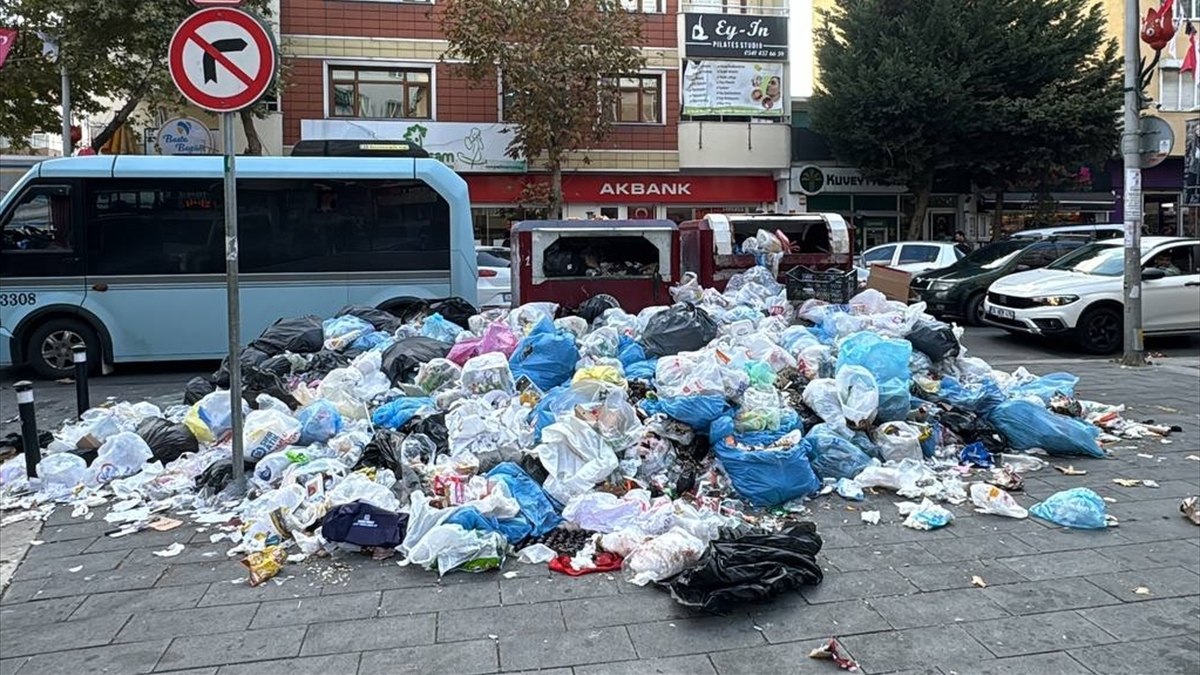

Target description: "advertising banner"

left=682, top=60, right=785, bottom=117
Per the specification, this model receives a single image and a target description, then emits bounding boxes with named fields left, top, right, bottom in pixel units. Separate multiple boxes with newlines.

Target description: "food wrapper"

left=242, top=546, right=287, bottom=587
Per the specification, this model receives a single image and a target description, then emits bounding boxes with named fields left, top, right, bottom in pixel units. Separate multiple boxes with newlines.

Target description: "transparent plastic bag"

left=554, top=316, right=589, bottom=339
left=970, top=483, right=1028, bottom=519
left=806, top=423, right=873, bottom=480
left=317, top=367, right=370, bottom=420
left=323, top=315, right=375, bottom=351
left=421, top=313, right=466, bottom=344
left=670, top=272, right=705, bottom=304
left=624, top=526, right=707, bottom=586
left=536, top=416, right=620, bottom=504
left=243, top=409, right=303, bottom=461
left=571, top=365, right=626, bottom=398
left=416, top=358, right=463, bottom=395
left=297, top=400, right=343, bottom=445
left=580, top=327, right=621, bottom=360
left=562, top=491, right=646, bottom=533
left=836, top=365, right=879, bottom=426
left=1030, top=487, right=1111, bottom=529
left=655, top=350, right=725, bottom=398
left=37, top=453, right=87, bottom=492
left=85, top=432, right=153, bottom=486
left=327, top=470, right=402, bottom=512
left=872, top=421, right=922, bottom=463
left=801, top=378, right=844, bottom=427
left=577, top=388, right=644, bottom=451
left=405, top=524, right=506, bottom=576
left=461, top=352, right=515, bottom=396
left=183, top=391, right=250, bottom=444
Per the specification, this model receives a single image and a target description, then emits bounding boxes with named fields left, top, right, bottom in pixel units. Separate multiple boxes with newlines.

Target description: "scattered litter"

left=1133, top=586, right=1151, bottom=595
left=860, top=511, right=880, bottom=525
left=152, top=543, right=186, bottom=558
left=1182, top=497, right=1200, bottom=526
left=970, top=483, right=1028, bottom=519
left=971, top=575, right=987, bottom=588
left=1113, top=479, right=1159, bottom=489
left=502, top=571, right=520, bottom=579
left=902, top=499, right=954, bottom=531
left=1137, top=453, right=1155, bottom=459
left=28, top=540, right=43, bottom=546
left=809, top=638, right=860, bottom=671
left=242, top=546, right=287, bottom=586
left=1054, top=465, right=1087, bottom=476
left=148, top=517, right=184, bottom=532
left=1186, top=455, right=1200, bottom=462
left=68, top=565, right=83, bottom=573
left=1031, top=488, right=1115, bottom=529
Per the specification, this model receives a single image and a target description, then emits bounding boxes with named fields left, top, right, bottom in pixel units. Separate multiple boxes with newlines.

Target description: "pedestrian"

left=953, top=231, right=972, bottom=255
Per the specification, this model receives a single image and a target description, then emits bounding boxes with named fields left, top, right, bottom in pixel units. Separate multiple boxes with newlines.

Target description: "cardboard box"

left=866, top=266, right=911, bottom=302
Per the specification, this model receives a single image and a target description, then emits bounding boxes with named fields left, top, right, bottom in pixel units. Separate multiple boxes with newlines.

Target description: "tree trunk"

left=549, top=159, right=564, bottom=219
left=90, top=93, right=143, bottom=152
left=991, top=189, right=1005, bottom=242
left=906, top=181, right=932, bottom=240
left=239, top=108, right=263, bottom=155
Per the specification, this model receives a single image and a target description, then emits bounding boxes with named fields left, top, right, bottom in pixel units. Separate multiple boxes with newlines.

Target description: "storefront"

left=464, top=173, right=778, bottom=244
left=1110, top=158, right=1198, bottom=237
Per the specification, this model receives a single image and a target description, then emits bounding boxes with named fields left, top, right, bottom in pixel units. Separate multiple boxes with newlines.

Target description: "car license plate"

left=988, top=306, right=1015, bottom=320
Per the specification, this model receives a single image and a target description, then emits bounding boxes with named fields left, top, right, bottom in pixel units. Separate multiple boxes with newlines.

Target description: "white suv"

left=984, top=237, right=1200, bottom=353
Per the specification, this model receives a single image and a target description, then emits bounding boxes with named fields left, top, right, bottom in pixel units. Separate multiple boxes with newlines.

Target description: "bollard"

left=15, top=381, right=41, bottom=478
left=73, top=345, right=90, bottom=417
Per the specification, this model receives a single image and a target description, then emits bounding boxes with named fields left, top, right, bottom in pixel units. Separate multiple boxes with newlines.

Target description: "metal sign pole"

left=1121, top=0, right=1145, bottom=366
left=222, top=111, right=245, bottom=487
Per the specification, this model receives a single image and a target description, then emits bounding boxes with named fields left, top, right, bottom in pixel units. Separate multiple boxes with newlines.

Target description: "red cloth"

left=548, top=552, right=623, bottom=576
left=1183, top=31, right=1197, bottom=73
left=0, top=29, right=16, bottom=70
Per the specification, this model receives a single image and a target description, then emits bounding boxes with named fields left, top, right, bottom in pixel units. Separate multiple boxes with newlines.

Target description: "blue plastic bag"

left=624, top=359, right=658, bottom=382
left=780, top=326, right=821, bottom=353
left=805, top=423, right=873, bottom=480
left=509, top=318, right=580, bottom=391
left=324, top=315, right=374, bottom=341
left=876, top=377, right=912, bottom=422
left=988, top=400, right=1103, bottom=457
left=836, top=332, right=912, bottom=383
left=530, top=386, right=591, bottom=444
left=487, top=462, right=562, bottom=536
left=617, top=335, right=647, bottom=368
left=935, top=377, right=1006, bottom=415
left=297, top=400, right=344, bottom=445
left=371, top=396, right=435, bottom=430
left=421, top=313, right=465, bottom=344
left=445, top=506, right=531, bottom=545
left=641, top=394, right=731, bottom=431
left=959, top=442, right=993, bottom=468
left=709, top=416, right=820, bottom=507
left=920, top=421, right=939, bottom=458
left=351, top=331, right=393, bottom=352
left=1010, top=372, right=1079, bottom=405
left=1030, top=488, right=1110, bottom=529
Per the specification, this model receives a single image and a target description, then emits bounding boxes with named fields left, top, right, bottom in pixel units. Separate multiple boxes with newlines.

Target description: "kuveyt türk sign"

left=683, top=13, right=788, bottom=60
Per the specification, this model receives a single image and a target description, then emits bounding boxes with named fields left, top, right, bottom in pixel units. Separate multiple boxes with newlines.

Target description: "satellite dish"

left=1139, top=116, right=1174, bottom=169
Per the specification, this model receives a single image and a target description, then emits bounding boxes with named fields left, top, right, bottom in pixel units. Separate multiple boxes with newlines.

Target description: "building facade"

left=277, top=0, right=793, bottom=243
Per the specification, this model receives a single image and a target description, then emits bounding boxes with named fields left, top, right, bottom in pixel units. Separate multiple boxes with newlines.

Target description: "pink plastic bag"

left=448, top=322, right=518, bottom=365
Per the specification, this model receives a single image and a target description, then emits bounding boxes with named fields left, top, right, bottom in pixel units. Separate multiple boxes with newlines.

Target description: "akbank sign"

left=301, top=120, right=526, bottom=172
left=790, top=165, right=906, bottom=196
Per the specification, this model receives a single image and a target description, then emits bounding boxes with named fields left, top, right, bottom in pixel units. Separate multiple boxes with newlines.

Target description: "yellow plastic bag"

left=571, top=366, right=626, bottom=397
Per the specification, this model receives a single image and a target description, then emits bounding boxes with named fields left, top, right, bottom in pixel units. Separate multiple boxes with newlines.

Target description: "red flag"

left=0, top=29, right=16, bottom=70
left=1183, top=22, right=1197, bottom=74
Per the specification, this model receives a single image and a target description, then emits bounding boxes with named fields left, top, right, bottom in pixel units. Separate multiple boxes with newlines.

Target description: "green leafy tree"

left=812, top=0, right=1121, bottom=240
left=0, top=0, right=277, bottom=154
left=442, top=0, right=645, bottom=217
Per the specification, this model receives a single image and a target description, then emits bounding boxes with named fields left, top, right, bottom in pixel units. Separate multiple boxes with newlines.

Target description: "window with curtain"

left=1160, top=67, right=1198, bottom=111
left=607, top=74, right=663, bottom=123
left=329, top=66, right=432, bottom=119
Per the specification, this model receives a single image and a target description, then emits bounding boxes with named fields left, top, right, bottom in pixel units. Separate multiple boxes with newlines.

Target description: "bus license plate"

left=988, top=306, right=1015, bottom=320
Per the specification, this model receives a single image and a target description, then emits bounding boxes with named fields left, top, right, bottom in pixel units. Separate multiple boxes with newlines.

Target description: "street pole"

left=60, top=62, right=71, bottom=156
left=222, top=112, right=246, bottom=488
left=1121, top=0, right=1145, bottom=366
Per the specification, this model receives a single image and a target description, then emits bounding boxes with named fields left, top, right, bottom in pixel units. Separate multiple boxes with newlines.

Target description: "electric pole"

left=1121, top=0, right=1145, bottom=366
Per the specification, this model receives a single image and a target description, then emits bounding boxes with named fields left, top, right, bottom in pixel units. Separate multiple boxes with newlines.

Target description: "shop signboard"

left=682, top=60, right=785, bottom=117
left=464, top=174, right=777, bottom=204
left=790, top=164, right=906, bottom=196
left=154, top=117, right=216, bottom=154
left=300, top=119, right=526, bottom=172
left=683, top=12, right=788, bottom=60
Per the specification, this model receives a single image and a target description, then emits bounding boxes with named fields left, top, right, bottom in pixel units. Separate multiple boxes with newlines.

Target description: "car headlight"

left=929, top=280, right=955, bottom=291
left=1031, top=295, right=1079, bottom=306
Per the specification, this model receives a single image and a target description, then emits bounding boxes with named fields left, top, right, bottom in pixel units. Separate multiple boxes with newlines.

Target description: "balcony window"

left=329, top=66, right=432, bottom=119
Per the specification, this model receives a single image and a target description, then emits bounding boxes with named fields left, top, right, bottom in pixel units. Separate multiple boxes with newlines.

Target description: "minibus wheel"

left=26, top=318, right=101, bottom=381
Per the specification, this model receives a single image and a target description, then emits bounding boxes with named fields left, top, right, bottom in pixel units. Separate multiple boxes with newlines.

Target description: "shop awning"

left=978, top=192, right=1115, bottom=210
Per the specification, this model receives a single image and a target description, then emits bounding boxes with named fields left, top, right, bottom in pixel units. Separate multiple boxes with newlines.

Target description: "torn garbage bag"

left=404, top=524, right=505, bottom=575
left=639, top=303, right=719, bottom=358
left=509, top=318, right=580, bottom=391
left=988, top=400, right=1103, bottom=457
left=321, top=501, right=407, bottom=548
left=667, top=523, right=824, bottom=614
left=710, top=416, right=820, bottom=507
left=535, top=416, right=620, bottom=504
left=381, top=337, right=451, bottom=385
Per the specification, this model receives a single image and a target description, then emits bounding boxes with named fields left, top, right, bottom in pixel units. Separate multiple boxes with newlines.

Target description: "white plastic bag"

left=624, top=526, right=707, bottom=586
left=404, top=524, right=505, bottom=575
left=536, top=416, right=620, bottom=504
left=243, top=409, right=302, bottom=462
left=562, top=491, right=646, bottom=533
left=37, top=453, right=87, bottom=492
left=970, top=483, right=1029, bottom=519
left=183, top=391, right=249, bottom=444
left=327, top=471, right=401, bottom=512
left=655, top=350, right=725, bottom=398
left=836, top=365, right=879, bottom=426
left=85, top=432, right=153, bottom=486
left=873, top=421, right=923, bottom=462
left=461, top=352, right=514, bottom=396
left=317, top=368, right=370, bottom=420
left=802, top=378, right=844, bottom=426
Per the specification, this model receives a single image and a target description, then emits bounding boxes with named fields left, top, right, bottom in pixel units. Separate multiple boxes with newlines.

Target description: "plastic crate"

left=784, top=266, right=857, bottom=304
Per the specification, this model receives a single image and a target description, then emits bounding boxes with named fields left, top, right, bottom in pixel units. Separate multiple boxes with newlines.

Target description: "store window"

left=329, top=66, right=432, bottom=119
left=609, top=75, right=662, bottom=124
left=1144, top=193, right=1180, bottom=236
left=1160, top=66, right=1198, bottom=112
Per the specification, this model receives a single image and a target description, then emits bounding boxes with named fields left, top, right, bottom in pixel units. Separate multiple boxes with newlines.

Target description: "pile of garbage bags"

left=0, top=267, right=1165, bottom=612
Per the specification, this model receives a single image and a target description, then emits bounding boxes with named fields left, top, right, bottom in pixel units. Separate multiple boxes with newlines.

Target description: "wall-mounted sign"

left=790, top=164, right=906, bottom=196
left=301, top=119, right=526, bottom=172
left=155, top=116, right=216, bottom=154
left=682, top=60, right=785, bottom=116
left=683, top=13, right=788, bottom=60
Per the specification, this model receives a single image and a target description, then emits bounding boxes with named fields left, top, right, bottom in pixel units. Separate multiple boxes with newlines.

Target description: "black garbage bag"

left=666, top=523, right=824, bottom=615
left=136, top=417, right=199, bottom=464
left=183, top=376, right=216, bottom=405
left=907, top=320, right=961, bottom=362
left=640, top=304, right=718, bottom=358
left=213, top=347, right=271, bottom=388
left=381, top=337, right=450, bottom=385
left=356, top=429, right=406, bottom=474
left=1, top=431, right=55, bottom=456
left=400, top=413, right=449, bottom=457
left=196, top=458, right=236, bottom=493
left=243, top=367, right=300, bottom=409
left=938, top=409, right=1005, bottom=453
left=258, top=354, right=293, bottom=378
left=336, top=305, right=403, bottom=333
left=322, top=501, right=408, bottom=548
left=577, top=294, right=620, bottom=324
left=249, top=315, right=325, bottom=356
left=427, top=297, right=477, bottom=329
left=300, top=350, right=353, bottom=381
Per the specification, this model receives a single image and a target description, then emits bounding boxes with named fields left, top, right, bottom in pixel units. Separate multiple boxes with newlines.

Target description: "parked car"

left=909, top=236, right=1089, bottom=326
left=1006, top=223, right=1131, bottom=241
left=855, top=241, right=965, bottom=284
left=984, top=237, right=1200, bottom=353
left=476, top=246, right=512, bottom=308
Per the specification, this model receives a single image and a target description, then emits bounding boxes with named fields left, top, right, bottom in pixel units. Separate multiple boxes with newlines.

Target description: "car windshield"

left=959, top=239, right=1028, bottom=270
left=1045, top=243, right=1124, bottom=276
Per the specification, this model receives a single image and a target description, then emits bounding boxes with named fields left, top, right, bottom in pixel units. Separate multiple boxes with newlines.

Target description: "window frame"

left=1158, top=62, right=1199, bottom=112
left=619, top=0, right=665, bottom=13
left=861, top=244, right=896, bottom=265
left=325, top=62, right=436, bottom=121
left=0, top=181, right=83, bottom=278
left=607, top=72, right=666, bottom=125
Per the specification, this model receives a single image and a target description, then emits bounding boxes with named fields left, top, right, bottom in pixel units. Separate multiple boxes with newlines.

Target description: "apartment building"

left=277, top=0, right=793, bottom=243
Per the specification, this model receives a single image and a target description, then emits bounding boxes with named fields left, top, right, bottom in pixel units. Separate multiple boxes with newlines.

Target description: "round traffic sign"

left=168, top=8, right=277, bottom=112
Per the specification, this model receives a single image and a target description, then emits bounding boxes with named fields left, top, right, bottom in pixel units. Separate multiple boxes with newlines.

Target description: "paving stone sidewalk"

left=1, top=359, right=1198, bottom=675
